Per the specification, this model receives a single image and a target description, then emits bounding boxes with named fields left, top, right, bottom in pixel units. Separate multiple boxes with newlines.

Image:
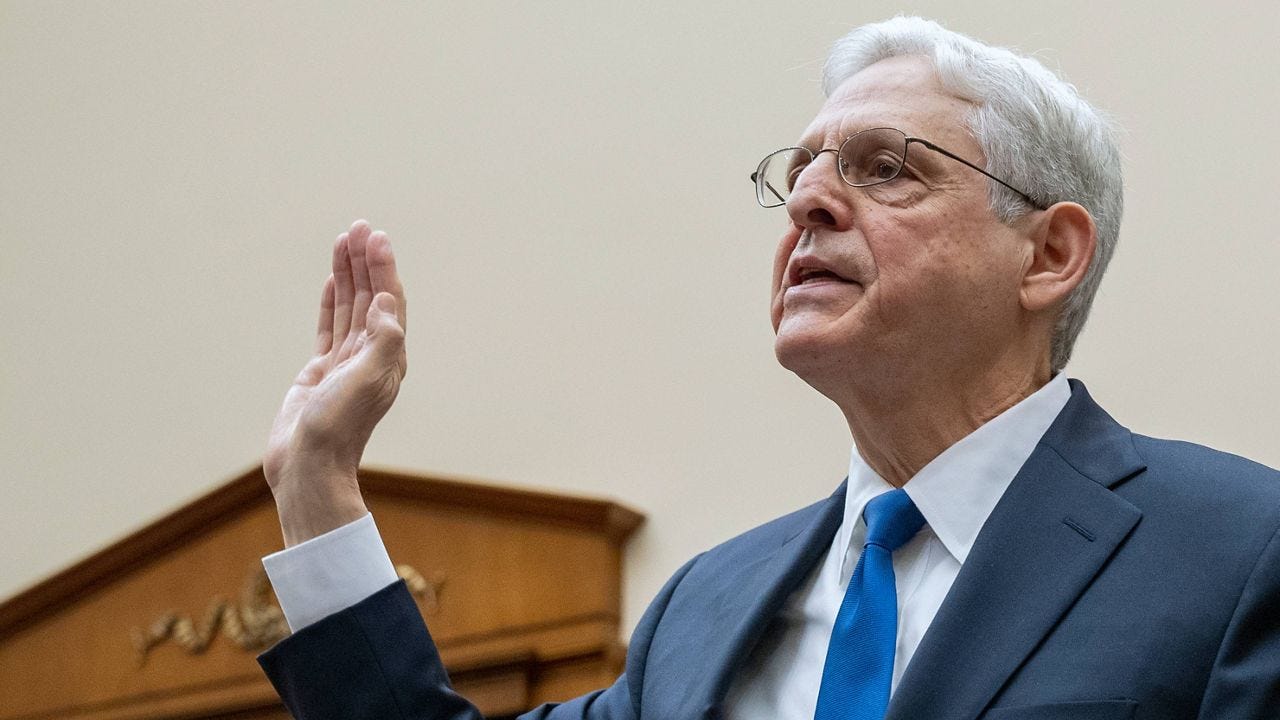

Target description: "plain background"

left=2, top=1, right=1277, bottom=638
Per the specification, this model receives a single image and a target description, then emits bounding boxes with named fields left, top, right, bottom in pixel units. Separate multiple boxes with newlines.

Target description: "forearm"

left=268, top=455, right=369, bottom=548
left=260, top=581, right=484, bottom=720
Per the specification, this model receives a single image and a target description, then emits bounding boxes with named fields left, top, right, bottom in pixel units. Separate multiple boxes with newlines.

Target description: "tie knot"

left=862, top=489, right=926, bottom=553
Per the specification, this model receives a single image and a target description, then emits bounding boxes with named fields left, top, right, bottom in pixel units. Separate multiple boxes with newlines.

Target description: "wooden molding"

left=0, top=466, right=270, bottom=644
left=358, top=467, right=646, bottom=541
left=0, top=463, right=644, bottom=719
left=0, top=466, right=643, bottom=644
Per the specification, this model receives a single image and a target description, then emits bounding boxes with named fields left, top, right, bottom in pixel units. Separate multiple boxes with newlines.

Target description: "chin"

left=774, top=327, right=850, bottom=378
left=774, top=338, right=866, bottom=409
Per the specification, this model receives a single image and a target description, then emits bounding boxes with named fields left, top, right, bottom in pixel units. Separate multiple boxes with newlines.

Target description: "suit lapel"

left=886, top=380, right=1147, bottom=720
left=671, top=482, right=846, bottom=719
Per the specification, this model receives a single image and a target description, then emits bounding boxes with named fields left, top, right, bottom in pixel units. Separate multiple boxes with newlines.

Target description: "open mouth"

left=791, top=265, right=858, bottom=288
left=797, top=268, right=849, bottom=284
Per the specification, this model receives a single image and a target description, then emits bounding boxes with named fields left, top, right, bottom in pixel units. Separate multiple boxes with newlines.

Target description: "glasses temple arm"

left=750, top=172, right=787, bottom=205
left=912, top=139, right=1049, bottom=210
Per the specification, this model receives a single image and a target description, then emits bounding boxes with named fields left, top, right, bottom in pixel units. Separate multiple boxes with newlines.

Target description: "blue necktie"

left=814, top=489, right=926, bottom=720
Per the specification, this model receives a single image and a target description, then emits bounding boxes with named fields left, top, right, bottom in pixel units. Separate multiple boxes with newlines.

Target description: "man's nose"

left=785, top=150, right=857, bottom=231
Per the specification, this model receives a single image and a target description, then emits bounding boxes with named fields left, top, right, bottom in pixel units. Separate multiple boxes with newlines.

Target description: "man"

left=258, top=17, right=1280, bottom=720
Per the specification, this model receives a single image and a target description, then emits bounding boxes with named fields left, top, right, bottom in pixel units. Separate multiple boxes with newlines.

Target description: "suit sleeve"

left=258, top=555, right=702, bottom=720
left=1197, top=523, right=1280, bottom=718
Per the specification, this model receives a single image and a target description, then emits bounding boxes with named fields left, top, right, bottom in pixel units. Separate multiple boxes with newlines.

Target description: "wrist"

left=269, top=464, right=369, bottom=547
left=278, top=489, right=369, bottom=547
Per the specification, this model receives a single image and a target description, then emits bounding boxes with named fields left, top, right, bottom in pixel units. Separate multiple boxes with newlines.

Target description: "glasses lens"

left=755, top=148, right=811, bottom=207
left=839, top=128, right=908, bottom=187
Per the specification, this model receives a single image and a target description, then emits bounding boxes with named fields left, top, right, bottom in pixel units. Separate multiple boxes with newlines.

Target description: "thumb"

left=363, top=292, right=406, bottom=366
left=372, top=291, right=398, bottom=320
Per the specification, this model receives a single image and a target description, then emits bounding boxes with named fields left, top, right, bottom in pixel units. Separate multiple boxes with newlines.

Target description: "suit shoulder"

left=1131, top=433, right=1280, bottom=488
left=1127, top=433, right=1280, bottom=523
left=697, top=489, right=839, bottom=565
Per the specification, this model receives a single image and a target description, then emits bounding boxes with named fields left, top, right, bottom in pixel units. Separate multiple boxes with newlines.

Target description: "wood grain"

left=0, top=466, right=643, bottom=719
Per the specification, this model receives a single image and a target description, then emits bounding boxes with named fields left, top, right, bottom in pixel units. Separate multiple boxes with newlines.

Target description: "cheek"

left=875, top=221, right=1016, bottom=324
left=770, top=224, right=803, bottom=332
left=862, top=218, right=966, bottom=316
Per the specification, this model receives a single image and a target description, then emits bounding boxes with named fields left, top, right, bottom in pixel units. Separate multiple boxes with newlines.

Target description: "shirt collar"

left=838, top=373, right=1072, bottom=573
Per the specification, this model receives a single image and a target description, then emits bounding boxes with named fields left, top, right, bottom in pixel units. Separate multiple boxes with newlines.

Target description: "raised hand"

left=264, top=220, right=408, bottom=547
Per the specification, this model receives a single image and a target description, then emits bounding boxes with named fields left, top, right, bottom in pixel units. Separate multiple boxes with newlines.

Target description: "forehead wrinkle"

left=801, top=56, right=979, bottom=154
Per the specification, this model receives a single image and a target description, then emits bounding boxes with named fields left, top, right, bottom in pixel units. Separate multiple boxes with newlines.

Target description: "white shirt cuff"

left=262, top=512, right=399, bottom=633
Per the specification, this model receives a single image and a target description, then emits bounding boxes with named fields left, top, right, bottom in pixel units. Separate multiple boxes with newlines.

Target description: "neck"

left=839, top=360, right=1051, bottom=488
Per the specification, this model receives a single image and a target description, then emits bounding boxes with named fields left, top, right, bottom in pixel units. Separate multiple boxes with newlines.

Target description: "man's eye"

left=862, top=152, right=903, bottom=181
left=845, top=149, right=906, bottom=185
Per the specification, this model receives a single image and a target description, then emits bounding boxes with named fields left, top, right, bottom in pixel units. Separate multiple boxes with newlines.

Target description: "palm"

left=264, top=221, right=407, bottom=492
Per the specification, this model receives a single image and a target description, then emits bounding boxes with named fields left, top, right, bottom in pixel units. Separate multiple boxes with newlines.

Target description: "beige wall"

left=2, top=1, right=1277, bottom=638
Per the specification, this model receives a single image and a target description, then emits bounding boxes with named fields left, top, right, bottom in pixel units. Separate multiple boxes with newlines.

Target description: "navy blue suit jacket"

left=260, top=381, right=1280, bottom=719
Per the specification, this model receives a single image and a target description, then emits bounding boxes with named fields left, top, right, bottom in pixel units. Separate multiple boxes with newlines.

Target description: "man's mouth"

left=796, top=268, right=852, bottom=285
left=789, top=262, right=859, bottom=290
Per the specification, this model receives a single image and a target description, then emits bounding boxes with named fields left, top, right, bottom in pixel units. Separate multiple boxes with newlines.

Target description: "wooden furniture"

left=0, top=467, right=643, bottom=719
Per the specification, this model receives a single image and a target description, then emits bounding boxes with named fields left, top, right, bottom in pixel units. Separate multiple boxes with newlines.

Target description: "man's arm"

left=261, top=512, right=398, bottom=633
left=258, top=221, right=641, bottom=719
left=264, top=219, right=407, bottom=549
left=260, top=539, right=704, bottom=720
left=260, top=579, right=639, bottom=720
left=1196, top=523, right=1280, bottom=718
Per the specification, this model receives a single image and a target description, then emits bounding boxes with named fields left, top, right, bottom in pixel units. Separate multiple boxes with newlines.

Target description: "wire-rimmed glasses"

left=750, top=127, right=1047, bottom=210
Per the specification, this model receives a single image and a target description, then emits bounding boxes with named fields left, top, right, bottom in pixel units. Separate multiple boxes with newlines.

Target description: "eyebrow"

left=800, top=123, right=924, bottom=151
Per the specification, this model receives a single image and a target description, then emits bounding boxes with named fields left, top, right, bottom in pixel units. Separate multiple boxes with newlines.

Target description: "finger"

left=347, top=219, right=374, bottom=335
left=331, top=233, right=354, bottom=346
left=315, top=275, right=336, bottom=355
left=366, top=230, right=407, bottom=331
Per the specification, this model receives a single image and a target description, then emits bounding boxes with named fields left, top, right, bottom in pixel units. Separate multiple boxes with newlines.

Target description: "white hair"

left=824, top=16, right=1123, bottom=373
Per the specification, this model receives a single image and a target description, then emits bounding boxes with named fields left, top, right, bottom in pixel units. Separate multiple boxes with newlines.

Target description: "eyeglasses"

left=750, top=127, right=1048, bottom=210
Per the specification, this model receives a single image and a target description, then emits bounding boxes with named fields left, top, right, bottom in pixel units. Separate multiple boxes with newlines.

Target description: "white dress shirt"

left=263, top=374, right=1071, bottom=717
left=723, top=374, right=1071, bottom=719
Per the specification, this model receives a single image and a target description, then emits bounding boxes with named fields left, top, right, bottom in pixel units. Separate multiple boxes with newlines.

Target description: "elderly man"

left=257, top=17, right=1280, bottom=720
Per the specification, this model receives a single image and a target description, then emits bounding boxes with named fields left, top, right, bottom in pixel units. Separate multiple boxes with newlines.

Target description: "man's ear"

left=1019, top=202, right=1097, bottom=312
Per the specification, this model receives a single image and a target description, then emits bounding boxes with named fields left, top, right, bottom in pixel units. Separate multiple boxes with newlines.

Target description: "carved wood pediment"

left=0, top=466, right=642, bottom=720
